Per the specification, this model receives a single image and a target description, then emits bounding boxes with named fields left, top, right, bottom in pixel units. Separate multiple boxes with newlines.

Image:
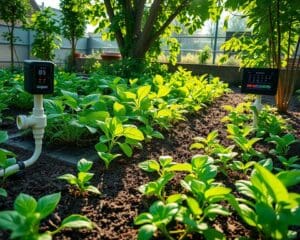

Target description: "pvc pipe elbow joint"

left=17, top=114, right=47, bottom=130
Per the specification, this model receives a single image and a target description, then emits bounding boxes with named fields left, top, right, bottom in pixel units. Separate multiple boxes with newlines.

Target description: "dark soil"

left=0, top=90, right=299, bottom=240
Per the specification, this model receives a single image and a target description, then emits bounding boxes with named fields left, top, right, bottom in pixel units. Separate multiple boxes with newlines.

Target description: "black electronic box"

left=24, top=60, right=54, bottom=94
left=241, top=68, right=278, bottom=95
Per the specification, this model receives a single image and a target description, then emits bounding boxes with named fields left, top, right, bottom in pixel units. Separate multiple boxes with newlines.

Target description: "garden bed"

left=1, top=90, right=299, bottom=239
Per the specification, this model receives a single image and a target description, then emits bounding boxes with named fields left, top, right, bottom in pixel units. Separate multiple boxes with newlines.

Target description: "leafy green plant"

left=229, top=164, right=300, bottom=239
left=135, top=201, right=179, bottom=240
left=190, top=130, right=223, bottom=155
left=0, top=131, right=16, bottom=183
left=256, top=106, right=289, bottom=137
left=58, top=158, right=100, bottom=195
left=227, top=124, right=263, bottom=161
left=137, top=155, right=231, bottom=240
left=198, top=45, right=212, bottom=64
left=95, top=117, right=144, bottom=168
left=0, top=192, right=94, bottom=239
left=266, top=133, right=299, bottom=156
left=276, top=156, right=300, bottom=171
left=221, top=102, right=252, bottom=126
left=0, top=187, right=7, bottom=198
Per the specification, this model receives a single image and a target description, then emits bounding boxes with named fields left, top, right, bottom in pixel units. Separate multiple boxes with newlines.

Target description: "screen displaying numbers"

left=241, top=68, right=278, bottom=95
left=37, top=66, right=48, bottom=85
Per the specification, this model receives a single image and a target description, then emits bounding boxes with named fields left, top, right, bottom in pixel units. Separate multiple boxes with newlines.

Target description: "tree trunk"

left=10, top=26, right=14, bottom=71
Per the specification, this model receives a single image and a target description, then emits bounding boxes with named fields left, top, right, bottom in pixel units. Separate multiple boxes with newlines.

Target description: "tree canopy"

left=60, top=0, right=89, bottom=69
left=92, top=0, right=218, bottom=60
left=0, top=0, right=31, bottom=70
left=31, top=7, right=61, bottom=61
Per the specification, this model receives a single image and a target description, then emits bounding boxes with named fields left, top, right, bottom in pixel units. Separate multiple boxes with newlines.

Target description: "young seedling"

left=95, top=117, right=144, bottom=168
left=58, top=158, right=100, bottom=195
left=0, top=192, right=94, bottom=239
left=134, top=201, right=179, bottom=240
left=190, top=130, right=223, bottom=155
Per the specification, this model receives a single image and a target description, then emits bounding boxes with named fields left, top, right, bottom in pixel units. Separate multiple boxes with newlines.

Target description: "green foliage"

left=30, top=7, right=61, bottom=61
left=137, top=154, right=231, bottom=239
left=135, top=201, right=179, bottom=240
left=0, top=0, right=31, bottom=70
left=0, top=131, right=16, bottom=182
left=266, top=133, right=299, bottom=156
left=229, top=164, right=300, bottom=239
left=58, top=158, right=101, bottom=195
left=0, top=188, right=7, bottom=198
left=95, top=117, right=144, bottom=168
left=198, top=45, right=212, bottom=64
left=91, top=0, right=214, bottom=63
left=227, top=124, right=263, bottom=161
left=190, top=130, right=223, bottom=155
left=60, top=0, right=89, bottom=70
left=0, top=192, right=94, bottom=239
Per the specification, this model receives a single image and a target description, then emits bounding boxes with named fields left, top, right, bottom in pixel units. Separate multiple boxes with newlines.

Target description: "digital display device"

left=24, top=60, right=54, bottom=94
left=241, top=68, right=279, bottom=95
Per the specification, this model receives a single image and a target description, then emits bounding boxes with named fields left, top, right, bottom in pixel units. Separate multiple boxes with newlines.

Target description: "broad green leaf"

left=166, top=163, right=192, bottom=173
left=204, top=204, right=231, bottom=218
left=254, top=164, right=289, bottom=203
left=61, top=214, right=93, bottom=229
left=0, top=131, right=8, bottom=144
left=0, top=211, right=22, bottom=230
left=153, top=75, right=164, bottom=85
left=137, top=85, right=151, bottom=102
left=113, top=102, right=126, bottom=116
left=0, top=188, right=7, bottom=198
left=14, top=193, right=37, bottom=216
left=79, top=111, right=109, bottom=124
left=111, top=117, right=123, bottom=136
left=36, top=193, right=61, bottom=219
left=123, top=127, right=144, bottom=140
left=205, top=186, right=231, bottom=199
left=137, top=224, right=156, bottom=240
left=86, top=185, right=101, bottom=195
left=78, top=172, right=94, bottom=183
left=203, top=228, right=226, bottom=240
left=138, top=160, right=160, bottom=173
left=159, top=156, right=173, bottom=167
left=255, top=202, right=276, bottom=225
left=190, top=142, right=205, bottom=150
left=157, top=85, right=170, bottom=98
left=277, top=170, right=300, bottom=187
left=124, top=91, right=136, bottom=100
left=134, top=213, right=153, bottom=225
left=95, top=142, right=108, bottom=152
left=186, top=197, right=202, bottom=216
left=156, top=109, right=172, bottom=118
left=98, top=152, right=121, bottom=168
left=167, top=194, right=186, bottom=204
left=77, top=159, right=93, bottom=172
left=118, top=143, right=133, bottom=157
left=57, top=174, right=77, bottom=185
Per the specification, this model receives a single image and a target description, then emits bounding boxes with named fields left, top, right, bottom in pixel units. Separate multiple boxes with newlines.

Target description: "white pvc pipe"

left=252, top=95, right=263, bottom=128
left=0, top=95, right=46, bottom=177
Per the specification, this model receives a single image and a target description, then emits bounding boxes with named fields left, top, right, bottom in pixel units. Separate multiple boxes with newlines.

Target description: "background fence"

left=0, top=24, right=235, bottom=68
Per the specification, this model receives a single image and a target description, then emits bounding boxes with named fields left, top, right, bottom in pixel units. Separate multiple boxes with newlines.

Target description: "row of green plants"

left=134, top=99, right=300, bottom=240
left=0, top=67, right=229, bottom=168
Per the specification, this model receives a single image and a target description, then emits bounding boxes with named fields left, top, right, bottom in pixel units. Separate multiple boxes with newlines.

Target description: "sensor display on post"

left=24, top=60, right=54, bottom=94
left=241, top=68, right=279, bottom=95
